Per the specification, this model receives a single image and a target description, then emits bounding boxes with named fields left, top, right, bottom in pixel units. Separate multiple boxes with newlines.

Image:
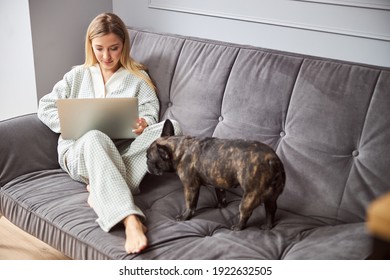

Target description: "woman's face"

left=92, top=33, right=123, bottom=72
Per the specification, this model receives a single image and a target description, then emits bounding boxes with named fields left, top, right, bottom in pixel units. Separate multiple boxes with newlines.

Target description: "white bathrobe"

left=38, top=64, right=181, bottom=232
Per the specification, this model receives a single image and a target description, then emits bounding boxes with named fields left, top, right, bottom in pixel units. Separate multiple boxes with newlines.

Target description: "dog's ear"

left=157, top=143, right=171, bottom=161
left=161, top=119, right=175, bottom=137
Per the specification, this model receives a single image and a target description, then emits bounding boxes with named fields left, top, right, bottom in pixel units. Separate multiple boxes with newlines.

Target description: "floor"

left=0, top=216, right=70, bottom=260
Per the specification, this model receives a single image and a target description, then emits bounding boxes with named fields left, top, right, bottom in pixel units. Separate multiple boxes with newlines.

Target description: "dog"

left=146, top=119, right=285, bottom=231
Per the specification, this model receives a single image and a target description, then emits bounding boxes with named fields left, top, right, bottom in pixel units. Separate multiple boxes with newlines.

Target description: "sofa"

left=1, top=27, right=389, bottom=260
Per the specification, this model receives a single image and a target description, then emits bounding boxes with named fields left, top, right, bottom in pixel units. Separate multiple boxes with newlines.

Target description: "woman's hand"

left=132, top=118, right=148, bottom=135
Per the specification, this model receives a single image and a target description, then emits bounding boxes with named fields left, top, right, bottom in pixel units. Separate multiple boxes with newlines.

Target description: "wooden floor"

left=0, top=216, right=70, bottom=260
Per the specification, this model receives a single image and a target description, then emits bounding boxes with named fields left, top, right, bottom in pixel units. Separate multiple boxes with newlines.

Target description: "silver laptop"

left=56, top=97, right=139, bottom=140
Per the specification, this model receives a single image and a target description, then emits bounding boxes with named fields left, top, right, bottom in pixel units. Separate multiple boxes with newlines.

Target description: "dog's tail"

left=268, top=158, right=286, bottom=196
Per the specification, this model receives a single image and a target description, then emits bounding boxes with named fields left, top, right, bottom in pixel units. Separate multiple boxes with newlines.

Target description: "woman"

left=38, top=13, right=181, bottom=254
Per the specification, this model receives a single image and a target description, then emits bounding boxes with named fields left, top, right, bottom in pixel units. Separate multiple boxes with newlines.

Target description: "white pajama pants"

left=63, top=120, right=182, bottom=232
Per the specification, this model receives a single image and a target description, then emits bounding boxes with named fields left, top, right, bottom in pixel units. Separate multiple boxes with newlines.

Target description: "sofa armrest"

left=0, top=114, right=60, bottom=187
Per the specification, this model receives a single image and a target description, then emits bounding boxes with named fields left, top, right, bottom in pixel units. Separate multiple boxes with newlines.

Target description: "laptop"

left=56, top=97, right=139, bottom=140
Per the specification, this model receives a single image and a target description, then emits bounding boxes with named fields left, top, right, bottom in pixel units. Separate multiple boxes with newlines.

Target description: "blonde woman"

left=38, top=13, right=181, bottom=254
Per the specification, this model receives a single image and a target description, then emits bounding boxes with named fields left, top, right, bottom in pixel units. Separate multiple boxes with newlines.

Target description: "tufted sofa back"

left=128, top=28, right=390, bottom=225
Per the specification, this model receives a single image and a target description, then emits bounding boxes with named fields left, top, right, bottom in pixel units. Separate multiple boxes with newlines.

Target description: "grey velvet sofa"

left=1, top=27, right=389, bottom=260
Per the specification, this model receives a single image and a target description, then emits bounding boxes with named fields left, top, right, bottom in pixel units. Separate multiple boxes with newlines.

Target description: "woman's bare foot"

left=123, top=215, right=148, bottom=254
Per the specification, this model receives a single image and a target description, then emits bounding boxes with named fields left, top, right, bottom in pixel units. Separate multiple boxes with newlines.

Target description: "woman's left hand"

left=132, top=118, right=148, bottom=135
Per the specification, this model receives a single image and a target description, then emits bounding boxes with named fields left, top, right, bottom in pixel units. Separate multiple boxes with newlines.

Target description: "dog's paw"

left=175, top=209, right=194, bottom=221
left=231, top=224, right=244, bottom=231
left=217, top=200, right=228, bottom=208
left=175, top=214, right=185, bottom=221
left=260, top=224, right=273, bottom=230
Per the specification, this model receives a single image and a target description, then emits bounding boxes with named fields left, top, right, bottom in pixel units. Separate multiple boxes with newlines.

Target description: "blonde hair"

left=84, top=13, right=156, bottom=90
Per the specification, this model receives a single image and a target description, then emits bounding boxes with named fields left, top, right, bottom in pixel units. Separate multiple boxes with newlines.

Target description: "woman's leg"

left=63, top=130, right=147, bottom=254
left=123, top=120, right=182, bottom=191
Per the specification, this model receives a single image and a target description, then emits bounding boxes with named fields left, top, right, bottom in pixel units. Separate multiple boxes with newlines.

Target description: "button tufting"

left=167, top=101, right=173, bottom=107
left=280, top=131, right=286, bottom=137
left=218, top=116, right=224, bottom=122
left=352, top=150, right=359, bottom=157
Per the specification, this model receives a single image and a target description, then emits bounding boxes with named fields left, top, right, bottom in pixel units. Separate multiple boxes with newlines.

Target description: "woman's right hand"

left=132, top=118, right=148, bottom=135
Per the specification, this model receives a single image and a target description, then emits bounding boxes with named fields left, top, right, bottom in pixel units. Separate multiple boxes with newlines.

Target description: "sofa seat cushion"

left=283, top=223, right=371, bottom=259
left=0, top=170, right=371, bottom=259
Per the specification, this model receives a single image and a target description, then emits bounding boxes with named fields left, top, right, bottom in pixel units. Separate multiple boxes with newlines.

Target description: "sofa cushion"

left=0, top=114, right=59, bottom=187
left=163, top=40, right=240, bottom=137
left=212, top=48, right=303, bottom=148
left=279, top=66, right=389, bottom=223
left=129, top=31, right=185, bottom=120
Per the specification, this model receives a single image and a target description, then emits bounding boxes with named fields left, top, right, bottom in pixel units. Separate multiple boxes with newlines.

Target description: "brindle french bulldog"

left=146, top=120, right=285, bottom=231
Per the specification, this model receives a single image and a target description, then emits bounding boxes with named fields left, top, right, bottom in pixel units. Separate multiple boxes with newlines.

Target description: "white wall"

left=113, top=0, right=390, bottom=68
left=0, top=0, right=37, bottom=121
left=30, top=0, right=113, bottom=101
left=0, top=0, right=112, bottom=121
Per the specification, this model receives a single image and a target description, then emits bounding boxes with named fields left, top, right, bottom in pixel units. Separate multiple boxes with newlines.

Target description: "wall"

left=113, top=0, right=390, bottom=68
left=0, top=0, right=37, bottom=121
left=30, top=0, right=113, bottom=101
left=0, top=0, right=112, bottom=121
